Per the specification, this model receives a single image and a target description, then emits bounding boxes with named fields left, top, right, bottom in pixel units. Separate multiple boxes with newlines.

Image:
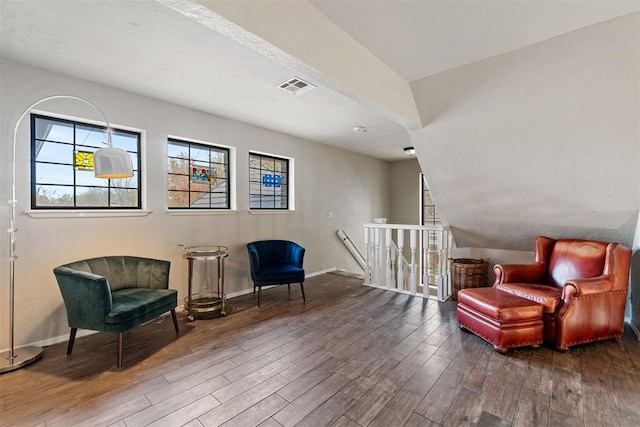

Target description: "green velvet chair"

left=53, top=256, right=179, bottom=368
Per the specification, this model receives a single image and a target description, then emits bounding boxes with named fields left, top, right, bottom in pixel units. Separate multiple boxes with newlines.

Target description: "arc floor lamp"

left=1, top=95, right=134, bottom=374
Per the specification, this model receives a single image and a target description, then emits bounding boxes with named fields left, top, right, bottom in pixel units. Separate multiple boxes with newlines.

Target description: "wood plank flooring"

left=1, top=272, right=640, bottom=426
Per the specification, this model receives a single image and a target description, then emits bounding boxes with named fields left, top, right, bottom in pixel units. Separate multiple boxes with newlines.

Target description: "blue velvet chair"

left=246, top=240, right=306, bottom=307
left=53, top=256, right=179, bottom=367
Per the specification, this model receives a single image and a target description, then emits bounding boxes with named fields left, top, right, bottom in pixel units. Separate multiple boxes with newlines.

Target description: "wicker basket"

left=450, top=258, right=489, bottom=299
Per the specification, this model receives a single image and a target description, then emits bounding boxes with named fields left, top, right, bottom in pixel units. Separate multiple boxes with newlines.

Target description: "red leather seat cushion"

left=458, top=287, right=543, bottom=323
left=494, top=283, right=562, bottom=314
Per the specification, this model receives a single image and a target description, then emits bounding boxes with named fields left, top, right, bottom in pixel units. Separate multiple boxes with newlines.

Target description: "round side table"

left=179, top=245, right=228, bottom=321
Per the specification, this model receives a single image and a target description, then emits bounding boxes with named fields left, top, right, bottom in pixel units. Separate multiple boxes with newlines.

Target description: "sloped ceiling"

left=410, top=12, right=639, bottom=250
left=1, top=0, right=639, bottom=249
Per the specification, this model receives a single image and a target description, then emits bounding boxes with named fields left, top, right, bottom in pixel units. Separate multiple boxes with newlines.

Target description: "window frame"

left=248, top=151, right=294, bottom=211
left=167, top=136, right=233, bottom=211
left=30, top=113, right=142, bottom=210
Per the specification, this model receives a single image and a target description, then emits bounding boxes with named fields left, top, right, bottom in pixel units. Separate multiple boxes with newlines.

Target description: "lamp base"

left=0, top=346, right=43, bottom=374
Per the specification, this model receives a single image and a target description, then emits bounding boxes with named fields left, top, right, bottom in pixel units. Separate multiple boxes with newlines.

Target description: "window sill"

left=167, top=210, right=239, bottom=216
left=25, top=210, right=152, bottom=219
left=248, top=210, right=295, bottom=215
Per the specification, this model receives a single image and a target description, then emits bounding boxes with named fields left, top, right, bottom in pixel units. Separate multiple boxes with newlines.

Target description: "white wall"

left=409, top=12, right=640, bottom=251
left=0, top=59, right=390, bottom=349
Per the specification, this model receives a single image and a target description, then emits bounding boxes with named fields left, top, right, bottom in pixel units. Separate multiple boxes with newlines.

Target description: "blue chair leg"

left=300, top=283, right=306, bottom=302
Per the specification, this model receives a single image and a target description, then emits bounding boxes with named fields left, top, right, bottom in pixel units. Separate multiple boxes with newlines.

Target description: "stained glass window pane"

left=74, top=151, right=94, bottom=170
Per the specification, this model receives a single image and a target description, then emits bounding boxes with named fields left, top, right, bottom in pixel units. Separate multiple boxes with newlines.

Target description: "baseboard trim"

left=18, top=328, right=99, bottom=350
left=2, top=268, right=340, bottom=352
left=306, top=267, right=337, bottom=278
left=630, top=320, right=640, bottom=340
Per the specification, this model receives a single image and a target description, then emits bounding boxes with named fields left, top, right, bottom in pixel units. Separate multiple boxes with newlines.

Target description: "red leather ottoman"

left=457, top=287, right=543, bottom=353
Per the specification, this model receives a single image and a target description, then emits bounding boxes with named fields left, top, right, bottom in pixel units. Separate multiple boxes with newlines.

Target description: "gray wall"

left=0, top=59, right=390, bottom=348
left=389, top=158, right=421, bottom=225
left=409, top=13, right=639, bottom=251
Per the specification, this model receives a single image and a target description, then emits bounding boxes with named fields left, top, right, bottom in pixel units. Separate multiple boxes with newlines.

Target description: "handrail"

left=364, top=223, right=445, bottom=230
left=336, top=229, right=366, bottom=270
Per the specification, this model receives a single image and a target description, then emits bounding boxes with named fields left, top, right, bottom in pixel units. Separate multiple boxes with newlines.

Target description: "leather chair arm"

left=493, top=263, right=545, bottom=284
left=562, top=276, right=614, bottom=299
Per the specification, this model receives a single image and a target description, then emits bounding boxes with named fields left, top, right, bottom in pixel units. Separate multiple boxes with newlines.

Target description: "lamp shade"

left=94, top=146, right=134, bottom=179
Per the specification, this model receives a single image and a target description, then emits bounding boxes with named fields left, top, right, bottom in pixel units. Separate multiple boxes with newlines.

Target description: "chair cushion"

left=494, top=283, right=562, bottom=314
left=547, top=240, right=607, bottom=288
left=106, top=288, right=177, bottom=330
left=458, top=287, right=543, bottom=323
left=255, top=264, right=305, bottom=286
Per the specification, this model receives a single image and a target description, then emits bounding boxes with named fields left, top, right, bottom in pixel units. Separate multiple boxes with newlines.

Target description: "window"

left=249, top=152, right=289, bottom=209
left=31, top=114, right=141, bottom=209
left=421, top=174, right=440, bottom=226
left=167, top=138, right=230, bottom=209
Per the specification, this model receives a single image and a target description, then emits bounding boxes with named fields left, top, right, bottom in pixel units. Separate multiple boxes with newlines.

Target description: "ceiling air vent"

left=278, top=77, right=316, bottom=95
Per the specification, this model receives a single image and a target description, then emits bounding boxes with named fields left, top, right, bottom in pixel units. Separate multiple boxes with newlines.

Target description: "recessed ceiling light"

left=353, top=126, right=367, bottom=133
left=278, top=77, right=316, bottom=95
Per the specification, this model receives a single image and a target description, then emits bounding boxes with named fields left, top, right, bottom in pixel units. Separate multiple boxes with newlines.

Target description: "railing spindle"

left=362, top=223, right=451, bottom=301
left=373, top=228, right=381, bottom=284
left=396, top=230, right=404, bottom=291
left=385, top=228, right=392, bottom=288
left=363, top=227, right=371, bottom=283
left=409, top=230, right=417, bottom=294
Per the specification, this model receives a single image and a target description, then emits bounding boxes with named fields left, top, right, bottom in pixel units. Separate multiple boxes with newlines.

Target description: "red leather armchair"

left=493, top=236, right=631, bottom=351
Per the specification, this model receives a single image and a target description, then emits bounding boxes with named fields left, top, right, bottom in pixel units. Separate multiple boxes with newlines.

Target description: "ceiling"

left=2, top=0, right=638, bottom=161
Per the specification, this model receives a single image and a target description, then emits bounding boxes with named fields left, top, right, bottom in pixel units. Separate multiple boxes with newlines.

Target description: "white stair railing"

left=336, top=229, right=367, bottom=270
left=364, top=223, right=452, bottom=301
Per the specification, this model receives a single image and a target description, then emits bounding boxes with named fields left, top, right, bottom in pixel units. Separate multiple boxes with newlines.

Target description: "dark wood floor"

left=1, top=272, right=640, bottom=427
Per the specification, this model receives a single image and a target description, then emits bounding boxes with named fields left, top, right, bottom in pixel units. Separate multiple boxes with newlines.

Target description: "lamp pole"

left=1, top=95, right=126, bottom=373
